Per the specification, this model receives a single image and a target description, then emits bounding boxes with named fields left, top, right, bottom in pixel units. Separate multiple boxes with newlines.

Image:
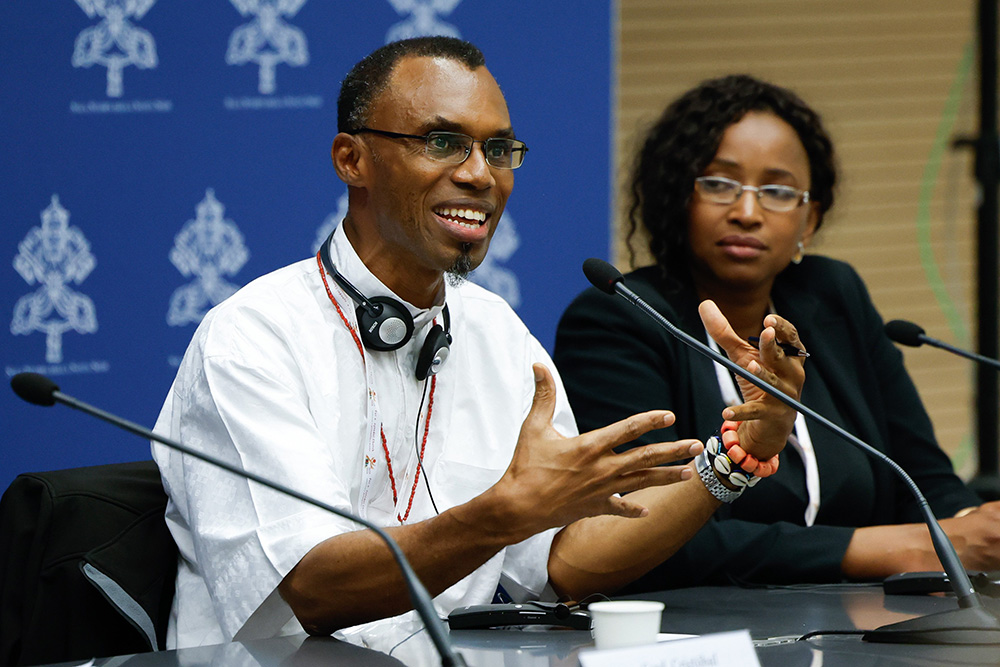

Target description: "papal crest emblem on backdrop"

left=167, top=189, right=250, bottom=327
left=226, top=0, right=309, bottom=95
left=11, top=196, right=98, bottom=364
left=72, top=0, right=158, bottom=98
left=385, top=0, right=463, bottom=42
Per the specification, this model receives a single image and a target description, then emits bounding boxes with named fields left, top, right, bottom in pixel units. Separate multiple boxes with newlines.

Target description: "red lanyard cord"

left=316, top=251, right=434, bottom=524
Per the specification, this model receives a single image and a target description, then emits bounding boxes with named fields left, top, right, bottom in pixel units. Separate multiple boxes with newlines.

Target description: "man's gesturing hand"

left=484, top=363, right=702, bottom=543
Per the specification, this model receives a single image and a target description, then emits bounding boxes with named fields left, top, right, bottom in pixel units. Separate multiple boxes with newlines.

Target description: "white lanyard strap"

left=788, top=415, right=819, bottom=526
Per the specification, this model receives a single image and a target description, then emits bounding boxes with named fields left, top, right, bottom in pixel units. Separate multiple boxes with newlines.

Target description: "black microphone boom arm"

left=885, top=319, right=1000, bottom=371
left=9, top=372, right=466, bottom=667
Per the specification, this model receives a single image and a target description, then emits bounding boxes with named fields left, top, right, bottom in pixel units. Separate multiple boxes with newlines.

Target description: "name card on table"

left=579, top=629, right=760, bottom=667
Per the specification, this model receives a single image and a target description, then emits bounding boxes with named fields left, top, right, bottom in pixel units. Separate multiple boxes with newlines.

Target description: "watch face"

left=695, top=449, right=712, bottom=473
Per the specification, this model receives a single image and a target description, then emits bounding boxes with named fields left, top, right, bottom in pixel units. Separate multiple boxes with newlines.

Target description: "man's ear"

left=332, top=133, right=367, bottom=186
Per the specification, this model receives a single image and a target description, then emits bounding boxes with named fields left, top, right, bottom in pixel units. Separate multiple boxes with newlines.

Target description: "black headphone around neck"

left=319, top=233, right=452, bottom=380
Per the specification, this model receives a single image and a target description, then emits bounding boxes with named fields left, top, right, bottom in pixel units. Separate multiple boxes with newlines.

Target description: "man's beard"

left=446, top=246, right=474, bottom=286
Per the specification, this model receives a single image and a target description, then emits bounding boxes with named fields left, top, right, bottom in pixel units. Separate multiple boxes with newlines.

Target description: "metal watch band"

left=695, top=449, right=744, bottom=503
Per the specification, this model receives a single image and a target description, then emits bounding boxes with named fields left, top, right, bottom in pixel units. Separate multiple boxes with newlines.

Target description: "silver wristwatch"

left=695, top=447, right=744, bottom=504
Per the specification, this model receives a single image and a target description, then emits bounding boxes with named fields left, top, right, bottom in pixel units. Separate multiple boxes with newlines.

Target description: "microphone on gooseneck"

left=884, top=319, right=927, bottom=347
left=9, top=372, right=468, bottom=667
left=885, top=319, right=1000, bottom=371
left=11, top=372, right=59, bottom=406
left=582, top=257, right=1000, bottom=645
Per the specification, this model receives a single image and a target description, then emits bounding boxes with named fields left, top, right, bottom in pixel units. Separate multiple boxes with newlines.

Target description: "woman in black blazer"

left=554, top=75, right=998, bottom=589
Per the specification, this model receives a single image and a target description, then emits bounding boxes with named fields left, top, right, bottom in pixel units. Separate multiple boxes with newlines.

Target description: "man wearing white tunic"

left=153, top=36, right=805, bottom=648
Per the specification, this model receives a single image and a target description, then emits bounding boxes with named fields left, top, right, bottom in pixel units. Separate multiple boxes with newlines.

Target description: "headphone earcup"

left=415, top=324, right=451, bottom=381
left=356, top=297, right=414, bottom=351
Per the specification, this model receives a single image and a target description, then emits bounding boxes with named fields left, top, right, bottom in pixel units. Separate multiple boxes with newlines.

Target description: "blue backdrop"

left=0, top=2, right=612, bottom=490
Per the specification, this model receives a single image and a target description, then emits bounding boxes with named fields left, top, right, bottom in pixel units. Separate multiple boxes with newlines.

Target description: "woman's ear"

left=801, top=201, right=820, bottom=248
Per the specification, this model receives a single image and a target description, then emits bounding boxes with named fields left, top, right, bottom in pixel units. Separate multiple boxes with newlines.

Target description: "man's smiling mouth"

left=433, top=207, right=487, bottom=229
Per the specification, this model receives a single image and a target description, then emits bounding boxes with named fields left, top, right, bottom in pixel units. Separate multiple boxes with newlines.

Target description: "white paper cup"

left=588, top=600, right=665, bottom=650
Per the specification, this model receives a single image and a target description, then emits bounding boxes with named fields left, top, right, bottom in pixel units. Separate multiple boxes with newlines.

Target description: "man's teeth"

left=435, top=207, right=486, bottom=228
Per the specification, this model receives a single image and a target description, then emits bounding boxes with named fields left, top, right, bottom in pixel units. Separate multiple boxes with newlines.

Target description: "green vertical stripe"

left=915, top=41, right=975, bottom=345
left=914, top=41, right=975, bottom=471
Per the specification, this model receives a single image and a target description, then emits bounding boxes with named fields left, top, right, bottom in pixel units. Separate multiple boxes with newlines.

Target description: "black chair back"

left=0, top=460, right=177, bottom=666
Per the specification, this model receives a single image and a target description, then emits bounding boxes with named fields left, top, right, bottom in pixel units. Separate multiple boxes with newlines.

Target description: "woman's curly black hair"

left=626, top=74, right=838, bottom=288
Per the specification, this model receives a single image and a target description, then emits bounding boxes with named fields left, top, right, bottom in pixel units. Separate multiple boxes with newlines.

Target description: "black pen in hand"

left=747, top=336, right=810, bottom=358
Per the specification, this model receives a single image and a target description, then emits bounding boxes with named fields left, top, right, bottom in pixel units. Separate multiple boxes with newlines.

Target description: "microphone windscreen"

left=885, top=319, right=926, bottom=347
left=583, top=258, right=624, bottom=294
left=11, top=372, right=59, bottom=406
